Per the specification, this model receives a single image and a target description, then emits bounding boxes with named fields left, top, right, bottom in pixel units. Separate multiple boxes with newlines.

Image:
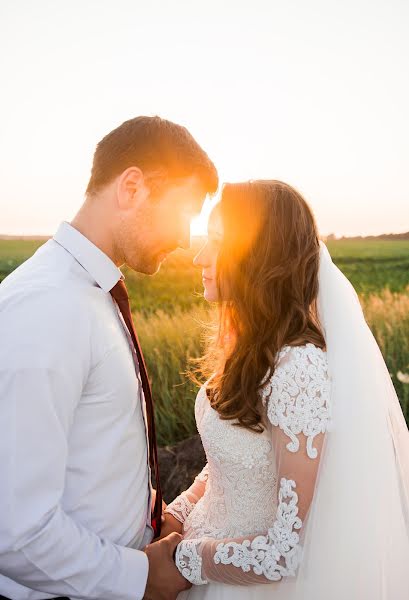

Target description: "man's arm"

left=0, top=366, right=150, bottom=600
left=0, top=291, right=150, bottom=600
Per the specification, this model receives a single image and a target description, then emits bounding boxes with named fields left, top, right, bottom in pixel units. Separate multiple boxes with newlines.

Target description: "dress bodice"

left=183, top=343, right=330, bottom=542
left=182, top=385, right=277, bottom=540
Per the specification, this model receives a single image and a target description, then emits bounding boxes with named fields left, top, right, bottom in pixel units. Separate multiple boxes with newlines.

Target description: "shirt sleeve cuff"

left=115, top=545, right=149, bottom=600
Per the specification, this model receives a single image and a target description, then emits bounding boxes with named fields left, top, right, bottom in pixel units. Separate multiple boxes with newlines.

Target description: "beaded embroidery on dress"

left=165, top=344, right=331, bottom=597
left=170, top=242, right=409, bottom=599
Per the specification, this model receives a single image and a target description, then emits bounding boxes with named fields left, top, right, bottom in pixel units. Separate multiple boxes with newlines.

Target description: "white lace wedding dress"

left=165, top=343, right=330, bottom=599
left=164, top=243, right=409, bottom=598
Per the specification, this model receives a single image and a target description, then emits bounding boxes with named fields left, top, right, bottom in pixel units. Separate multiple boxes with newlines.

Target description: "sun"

left=190, top=213, right=208, bottom=237
left=190, top=195, right=218, bottom=238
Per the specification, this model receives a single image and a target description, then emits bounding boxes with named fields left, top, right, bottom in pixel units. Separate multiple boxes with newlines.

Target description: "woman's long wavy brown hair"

left=198, top=180, right=325, bottom=433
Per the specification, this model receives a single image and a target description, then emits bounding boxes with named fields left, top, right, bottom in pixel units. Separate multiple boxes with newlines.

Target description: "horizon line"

left=0, top=231, right=409, bottom=241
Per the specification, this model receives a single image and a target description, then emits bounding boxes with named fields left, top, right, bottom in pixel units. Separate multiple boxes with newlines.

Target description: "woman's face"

left=193, top=207, right=223, bottom=302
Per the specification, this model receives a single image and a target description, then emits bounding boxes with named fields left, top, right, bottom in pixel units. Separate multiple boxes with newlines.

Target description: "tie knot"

left=110, top=279, right=129, bottom=303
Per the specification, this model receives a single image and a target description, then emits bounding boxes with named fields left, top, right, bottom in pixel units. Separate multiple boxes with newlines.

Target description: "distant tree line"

left=1, top=232, right=409, bottom=242
left=325, top=232, right=409, bottom=242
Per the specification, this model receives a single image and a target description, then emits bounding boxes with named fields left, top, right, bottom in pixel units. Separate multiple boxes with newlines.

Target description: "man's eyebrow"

left=208, top=227, right=223, bottom=237
left=187, top=201, right=203, bottom=215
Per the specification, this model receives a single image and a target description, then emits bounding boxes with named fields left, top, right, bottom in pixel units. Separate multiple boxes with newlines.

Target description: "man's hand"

left=143, top=532, right=192, bottom=600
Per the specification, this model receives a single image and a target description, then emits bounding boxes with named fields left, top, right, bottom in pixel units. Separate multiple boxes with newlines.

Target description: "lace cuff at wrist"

left=175, top=539, right=208, bottom=585
left=164, top=494, right=195, bottom=524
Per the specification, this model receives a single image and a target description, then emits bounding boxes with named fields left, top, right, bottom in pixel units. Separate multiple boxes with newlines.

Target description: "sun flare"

left=190, top=195, right=219, bottom=238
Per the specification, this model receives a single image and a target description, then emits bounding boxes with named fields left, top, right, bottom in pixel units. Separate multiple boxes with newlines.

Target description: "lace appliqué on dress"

left=213, top=478, right=302, bottom=581
left=262, top=343, right=331, bottom=459
left=185, top=398, right=275, bottom=540
left=165, top=465, right=210, bottom=523
left=175, top=539, right=209, bottom=585
left=164, top=495, right=196, bottom=524
left=176, top=345, right=330, bottom=585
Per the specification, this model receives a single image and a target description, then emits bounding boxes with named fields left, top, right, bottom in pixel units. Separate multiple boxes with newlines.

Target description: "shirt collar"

left=53, top=221, right=124, bottom=292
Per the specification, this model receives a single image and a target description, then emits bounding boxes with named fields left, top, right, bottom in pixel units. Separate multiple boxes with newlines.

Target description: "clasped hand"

left=143, top=511, right=190, bottom=600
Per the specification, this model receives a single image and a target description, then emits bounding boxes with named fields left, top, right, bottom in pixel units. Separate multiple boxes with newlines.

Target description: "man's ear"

left=116, top=166, right=148, bottom=209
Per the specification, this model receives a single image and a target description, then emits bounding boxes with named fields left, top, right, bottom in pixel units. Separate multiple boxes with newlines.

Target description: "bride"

left=159, top=180, right=409, bottom=599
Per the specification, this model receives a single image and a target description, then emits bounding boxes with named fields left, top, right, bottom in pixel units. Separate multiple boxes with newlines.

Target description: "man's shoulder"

left=0, top=241, right=102, bottom=325
left=2, top=239, right=81, bottom=285
left=1, top=240, right=100, bottom=303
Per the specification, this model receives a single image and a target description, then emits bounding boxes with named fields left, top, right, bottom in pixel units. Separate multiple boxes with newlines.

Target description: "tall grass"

left=2, top=239, right=409, bottom=297
left=136, top=306, right=210, bottom=446
left=139, top=289, right=409, bottom=446
left=1, top=238, right=408, bottom=445
left=361, top=287, right=409, bottom=419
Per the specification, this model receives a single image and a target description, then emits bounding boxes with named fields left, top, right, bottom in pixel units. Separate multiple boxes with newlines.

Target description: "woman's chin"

left=203, top=288, right=218, bottom=303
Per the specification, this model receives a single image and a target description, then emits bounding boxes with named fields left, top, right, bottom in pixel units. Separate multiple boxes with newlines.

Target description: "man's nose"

left=177, top=222, right=191, bottom=250
left=177, top=234, right=190, bottom=250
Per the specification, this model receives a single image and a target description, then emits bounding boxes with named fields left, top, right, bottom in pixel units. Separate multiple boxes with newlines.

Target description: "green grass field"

left=326, top=240, right=409, bottom=294
left=1, top=237, right=409, bottom=445
left=2, top=238, right=409, bottom=308
left=0, top=239, right=46, bottom=280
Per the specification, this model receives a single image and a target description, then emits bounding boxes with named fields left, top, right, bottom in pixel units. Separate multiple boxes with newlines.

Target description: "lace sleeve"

left=164, top=464, right=209, bottom=524
left=175, top=344, right=331, bottom=585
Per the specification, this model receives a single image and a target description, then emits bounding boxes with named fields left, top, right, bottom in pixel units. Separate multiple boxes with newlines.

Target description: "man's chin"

left=130, top=258, right=163, bottom=276
left=146, top=262, right=162, bottom=276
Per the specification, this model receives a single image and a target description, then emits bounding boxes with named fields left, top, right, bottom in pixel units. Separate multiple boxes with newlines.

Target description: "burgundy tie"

left=110, top=279, right=162, bottom=537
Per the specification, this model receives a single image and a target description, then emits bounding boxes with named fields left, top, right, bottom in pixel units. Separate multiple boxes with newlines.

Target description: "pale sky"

left=0, top=0, right=408, bottom=237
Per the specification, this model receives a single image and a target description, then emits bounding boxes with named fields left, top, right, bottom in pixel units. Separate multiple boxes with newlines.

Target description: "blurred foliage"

left=1, top=237, right=408, bottom=445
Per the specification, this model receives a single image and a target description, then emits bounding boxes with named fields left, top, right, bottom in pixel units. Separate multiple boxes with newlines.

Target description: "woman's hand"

left=150, top=488, right=183, bottom=541
left=157, top=512, right=183, bottom=540
left=151, top=487, right=168, bottom=512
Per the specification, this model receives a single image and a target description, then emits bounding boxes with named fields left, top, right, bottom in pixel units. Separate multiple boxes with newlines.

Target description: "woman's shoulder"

left=262, top=343, right=331, bottom=458
left=261, top=342, right=330, bottom=407
left=277, top=342, right=328, bottom=367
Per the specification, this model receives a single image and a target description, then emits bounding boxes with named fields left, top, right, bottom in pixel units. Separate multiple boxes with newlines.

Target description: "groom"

left=0, top=116, right=218, bottom=600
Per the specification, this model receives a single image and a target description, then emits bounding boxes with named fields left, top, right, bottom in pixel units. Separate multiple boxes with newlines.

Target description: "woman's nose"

left=193, top=251, right=202, bottom=267
left=193, top=245, right=208, bottom=267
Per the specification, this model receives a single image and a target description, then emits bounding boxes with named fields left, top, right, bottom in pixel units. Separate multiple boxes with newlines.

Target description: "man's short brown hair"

left=86, top=116, right=218, bottom=197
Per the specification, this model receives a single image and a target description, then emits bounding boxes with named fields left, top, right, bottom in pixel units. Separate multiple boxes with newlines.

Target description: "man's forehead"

left=187, top=175, right=206, bottom=193
left=176, top=176, right=207, bottom=211
left=208, top=208, right=223, bottom=236
left=191, top=191, right=207, bottom=213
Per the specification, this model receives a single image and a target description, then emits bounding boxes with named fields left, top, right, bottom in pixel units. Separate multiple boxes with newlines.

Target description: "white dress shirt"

left=0, top=222, right=154, bottom=600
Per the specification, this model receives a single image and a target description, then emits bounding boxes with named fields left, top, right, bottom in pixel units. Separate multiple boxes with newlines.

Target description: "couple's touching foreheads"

left=0, top=116, right=408, bottom=600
